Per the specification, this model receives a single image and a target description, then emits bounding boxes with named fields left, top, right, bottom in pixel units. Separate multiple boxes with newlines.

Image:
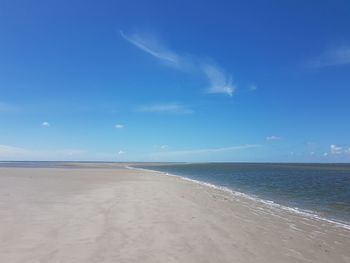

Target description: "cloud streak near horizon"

left=120, top=30, right=235, bottom=96
left=149, top=144, right=261, bottom=158
left=0, top=144, right=88, bottom=160
left=0, top=144, right=127, bottom=161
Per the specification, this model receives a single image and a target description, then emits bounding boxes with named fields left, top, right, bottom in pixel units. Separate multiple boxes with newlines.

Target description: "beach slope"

left=0, top=164, right=349, bottom=263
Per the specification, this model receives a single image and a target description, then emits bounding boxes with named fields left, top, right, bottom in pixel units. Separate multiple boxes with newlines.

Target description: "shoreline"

left=128, top=165, right=350, bottom=231
left=1, top=164, right=349, bottom=262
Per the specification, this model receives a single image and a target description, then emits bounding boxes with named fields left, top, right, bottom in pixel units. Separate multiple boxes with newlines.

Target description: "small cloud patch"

left=330, top=144, right=350, bottom=155
left=138, top=103, right=193, bottom=114
left=266, top=135, right=281, bottom=141
left=248, top=84, right=257, bottom=91
left=41, top=122, right=50, bottom=128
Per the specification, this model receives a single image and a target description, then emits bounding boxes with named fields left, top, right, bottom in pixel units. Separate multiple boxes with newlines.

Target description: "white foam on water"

left=126, top=165, right=350, bottom=230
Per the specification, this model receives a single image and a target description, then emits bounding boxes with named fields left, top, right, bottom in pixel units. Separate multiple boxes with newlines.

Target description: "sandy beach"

left=0, top=163, right=349, bottom=263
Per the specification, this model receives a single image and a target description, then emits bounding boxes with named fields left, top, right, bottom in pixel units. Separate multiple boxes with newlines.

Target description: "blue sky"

left=1, top=0, right=350, bottom=162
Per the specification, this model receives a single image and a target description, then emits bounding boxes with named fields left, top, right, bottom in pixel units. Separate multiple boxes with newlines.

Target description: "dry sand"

left=0, top=164, right=349, bottom=263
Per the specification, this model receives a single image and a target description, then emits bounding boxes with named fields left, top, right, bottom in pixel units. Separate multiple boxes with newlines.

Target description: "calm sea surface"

left=137, top=163, right=350, bottom=225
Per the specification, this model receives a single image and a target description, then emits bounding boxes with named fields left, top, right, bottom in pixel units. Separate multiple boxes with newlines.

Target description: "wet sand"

left=0, top=164, right=349, bottom=263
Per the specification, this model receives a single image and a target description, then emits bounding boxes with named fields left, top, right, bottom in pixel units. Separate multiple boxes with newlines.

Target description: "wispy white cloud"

left=41, top=121, right=50, bottom=128
left=160, top=144, right=168, bottom=149
left=308, top=46, right=350, bottom=68
left=120, top=31, right=181, bottom=66
left=138, top=103, right=193, bottom=114
left=115, top=124, right=124, bottom=129
left=121, top=30, right=237, bottom=96
left=266, top=135, right=281, bottom=141
left=117, top=150, right=125, bottom=155
left=202, top=64, right=235, bottom=96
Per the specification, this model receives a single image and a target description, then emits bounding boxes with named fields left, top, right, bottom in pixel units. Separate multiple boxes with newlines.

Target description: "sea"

left=136, top=163, right=350, bottom=227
